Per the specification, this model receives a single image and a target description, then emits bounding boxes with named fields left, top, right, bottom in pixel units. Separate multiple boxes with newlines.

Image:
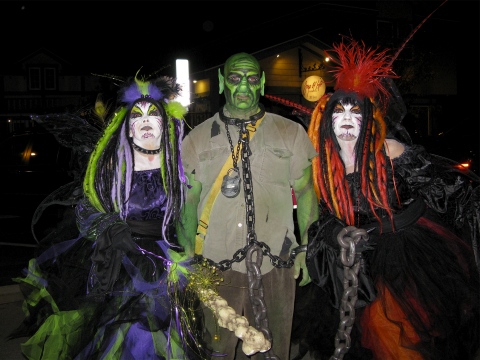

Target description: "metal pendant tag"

left=221, top=168, right=241, bottom=198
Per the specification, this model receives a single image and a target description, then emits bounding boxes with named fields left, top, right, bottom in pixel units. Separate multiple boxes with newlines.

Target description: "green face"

left=219, top=53, right=265, bottom=118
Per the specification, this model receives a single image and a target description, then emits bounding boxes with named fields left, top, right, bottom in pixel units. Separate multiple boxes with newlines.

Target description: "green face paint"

left=222, top=53, right=265, bottom=118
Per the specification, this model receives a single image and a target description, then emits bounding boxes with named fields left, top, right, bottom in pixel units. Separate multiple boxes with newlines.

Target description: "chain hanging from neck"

left=239, top=121, right=278, bottom=360
left=222, top=120, right=242, bottom=198
left=214, top=104, right=297, bottom=270
left=219, top=105, right=265, bottom=199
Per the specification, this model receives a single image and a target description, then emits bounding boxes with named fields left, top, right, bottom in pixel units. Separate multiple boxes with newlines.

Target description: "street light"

left=175, top=59, right=191, bottom=108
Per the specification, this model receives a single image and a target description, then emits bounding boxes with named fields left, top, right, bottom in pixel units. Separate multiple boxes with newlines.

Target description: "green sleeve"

left=177, top=171, right=202, bottom=256
left=293, top=165, right=319, bottom=245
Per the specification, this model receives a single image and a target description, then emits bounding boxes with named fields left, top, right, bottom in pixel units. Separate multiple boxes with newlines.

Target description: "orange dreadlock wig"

left=308, top=38, right=400, bottom=228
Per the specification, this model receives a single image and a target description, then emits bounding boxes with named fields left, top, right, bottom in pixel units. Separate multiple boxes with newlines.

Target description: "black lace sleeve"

left=75, top=197, right=123, bottom=241
left=394, top=144, right=480, bottom=270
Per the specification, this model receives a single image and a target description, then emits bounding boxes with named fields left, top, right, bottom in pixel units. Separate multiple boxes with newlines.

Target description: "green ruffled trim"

left=13, top=259, right=59, bottom=317
left=13, top=259, right=94, bottom=359
left=15, top=256, right=195, bottom=359
left=21, top=307, right=94, bottom=359
left=167, top=249, right=190, bottom=284
left=97, top=322, right=130, bottom=359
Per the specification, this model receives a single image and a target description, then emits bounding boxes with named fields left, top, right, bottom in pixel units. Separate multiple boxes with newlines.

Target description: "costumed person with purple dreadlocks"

left=291, top=37, right=480, bottom=360
left=8, top=74, right=209, bottom=359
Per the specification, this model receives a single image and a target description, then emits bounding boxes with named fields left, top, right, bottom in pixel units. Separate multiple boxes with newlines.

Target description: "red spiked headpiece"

left=327, top=38, right=398, bottom=102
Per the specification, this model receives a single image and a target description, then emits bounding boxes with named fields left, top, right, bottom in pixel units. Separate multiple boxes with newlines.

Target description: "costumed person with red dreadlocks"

left=8, top=73, right=209, bottom=359
left=292, top=37, right=480, bottom=360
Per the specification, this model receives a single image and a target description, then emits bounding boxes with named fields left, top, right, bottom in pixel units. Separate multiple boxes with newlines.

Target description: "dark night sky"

left=1, top=0, right=478, bottom=168
left=2, top=0, right=479, bottom=134
left=2, top=0, right=478, bottom=79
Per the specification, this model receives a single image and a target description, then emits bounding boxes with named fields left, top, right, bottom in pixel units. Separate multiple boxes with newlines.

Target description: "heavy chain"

left=211, top=114, right=299, bottom=358
left=214, top=121, right=296, bottom=272
left=330, top=226, right=369, bottom=360
left=240, top=122, right=279, bottom=359
left=224, top=120, right=242, bottom=170
left=214, top=239, right=296, bottom=271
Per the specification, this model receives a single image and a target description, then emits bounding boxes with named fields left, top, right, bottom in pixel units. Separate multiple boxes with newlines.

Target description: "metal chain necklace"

left=219, top=105, right=265, bottom=199
left=222, top=121, right=242, bottom=198
left=216, top=107, right=280, bottom=360
left=212, top=105, right=301, bottom=271
left=239, top=123, right=279, bottom=359
left=215, top=106, right=369, bottom=359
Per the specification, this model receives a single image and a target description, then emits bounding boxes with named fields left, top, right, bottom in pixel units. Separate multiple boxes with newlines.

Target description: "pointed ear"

left=218, top=68, right=224, bottom=94
left=260, top=71, right=265, bottom=96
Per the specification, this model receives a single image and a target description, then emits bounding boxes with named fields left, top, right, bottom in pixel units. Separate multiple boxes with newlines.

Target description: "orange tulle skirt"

left=360, top=284, right=426, bottom=360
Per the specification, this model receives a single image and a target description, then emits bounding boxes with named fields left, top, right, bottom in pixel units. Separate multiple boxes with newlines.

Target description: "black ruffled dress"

left=11, top=169, right=204, bottom=359
left=293, top=144, right=480, bottom=360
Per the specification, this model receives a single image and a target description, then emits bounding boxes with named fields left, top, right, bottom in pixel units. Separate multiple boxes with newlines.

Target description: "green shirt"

left=181, top=112, right=317, bottom=273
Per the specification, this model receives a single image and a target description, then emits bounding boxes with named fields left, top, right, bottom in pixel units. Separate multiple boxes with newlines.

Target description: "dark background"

left=1, top=1, right=478, bottom=76
left=2, top=1, right=478, bottom=131
left=0, top=0, right=479, bottom=285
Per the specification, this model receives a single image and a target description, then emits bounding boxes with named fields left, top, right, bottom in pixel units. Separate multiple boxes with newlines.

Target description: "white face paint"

left=129, top=101, right=163, bottom=150
left=332, top=101, right=362, bottom=141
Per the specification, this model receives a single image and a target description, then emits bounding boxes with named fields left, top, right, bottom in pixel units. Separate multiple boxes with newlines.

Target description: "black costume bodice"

left=346, top=144, right=421, bottom=226
left=126, top=169, right=167, bottom=221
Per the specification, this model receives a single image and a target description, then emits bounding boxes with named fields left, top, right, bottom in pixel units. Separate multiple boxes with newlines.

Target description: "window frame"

left=28, top=67, right=41, bottom=90
left=44, top=67, right=57, bottom=90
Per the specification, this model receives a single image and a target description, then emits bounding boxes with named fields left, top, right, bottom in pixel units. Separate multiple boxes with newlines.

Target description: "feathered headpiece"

left=92, top=70, right=188, bottom=122
left=327, top=38, right=398, bottom=106
left=118, top=74, right=187, bottom=121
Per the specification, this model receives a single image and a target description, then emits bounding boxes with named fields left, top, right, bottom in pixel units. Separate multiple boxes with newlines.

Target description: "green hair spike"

left=84, top=107, right=128, bottom=212
left=165, top=101, right=187, bottom=120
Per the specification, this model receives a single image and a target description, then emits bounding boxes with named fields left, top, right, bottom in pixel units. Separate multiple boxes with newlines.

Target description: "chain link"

left=214, top=238, right=295, bottom=272
left=241, top=122, right=279, bottom=359
left=211, top=118, right=303, bottom=358
left=215, top=121, right=295, bottom=271
left=220, top=115, right=371, bottom=359
left=330, top=226, right=369, bottom=360
left=224, top=120, right=242, bottom=170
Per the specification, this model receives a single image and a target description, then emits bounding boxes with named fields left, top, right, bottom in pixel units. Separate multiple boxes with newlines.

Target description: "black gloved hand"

left=306, top=202, right=376, bottom=309
left=108, top=223, right=140, bottom=254
left=88, top=222, right=139, bottom=300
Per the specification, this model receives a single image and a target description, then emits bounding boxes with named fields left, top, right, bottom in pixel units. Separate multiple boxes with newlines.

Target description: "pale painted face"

left=129, top=101, right=162, bottom=149
left=332, top=101, right=362, bottom=141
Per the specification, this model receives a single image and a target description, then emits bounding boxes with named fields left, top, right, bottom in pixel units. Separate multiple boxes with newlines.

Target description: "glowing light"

left=454, top=162, right=471, bottom=170
left=176, top=59, right=191, bottom=107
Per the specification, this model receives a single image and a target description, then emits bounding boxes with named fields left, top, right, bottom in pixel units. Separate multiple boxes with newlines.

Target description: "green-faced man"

left=179, top=52, right=318, bottom=359
left=219, top=52, right=265, bottom=118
